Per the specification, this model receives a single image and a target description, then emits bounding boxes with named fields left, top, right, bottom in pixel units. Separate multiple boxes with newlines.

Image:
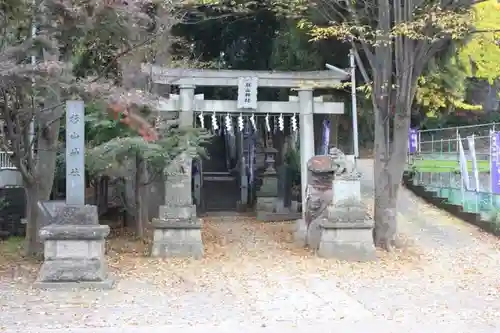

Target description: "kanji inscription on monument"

left=65, top=100, right=85, bottom=206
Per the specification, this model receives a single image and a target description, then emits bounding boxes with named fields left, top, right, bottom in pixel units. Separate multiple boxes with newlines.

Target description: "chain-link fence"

left=417, top=122, right=498, bottom=160
left=409, top=123, right=500, bottom=221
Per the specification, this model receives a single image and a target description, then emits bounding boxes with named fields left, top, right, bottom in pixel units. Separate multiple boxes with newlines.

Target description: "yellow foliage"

left=306, top=5, right=473, bottom=44
left=415, top=68, right=482, bottom=116
left=458, top=0, right=500, bottom=81
left=301, top=2, right=478, bottom=115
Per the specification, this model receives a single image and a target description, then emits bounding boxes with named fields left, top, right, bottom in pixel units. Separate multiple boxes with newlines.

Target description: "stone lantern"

left=263, top=146, right=278, bottom=175
left=256, top=145, right=279, bottom=216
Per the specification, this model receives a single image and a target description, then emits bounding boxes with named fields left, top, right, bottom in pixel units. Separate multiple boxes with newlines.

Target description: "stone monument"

left=295, top=149, right=375, bottom=261
left=34, top=101, right=113, bottom=289
left=151, top=152, right=203, bottom=258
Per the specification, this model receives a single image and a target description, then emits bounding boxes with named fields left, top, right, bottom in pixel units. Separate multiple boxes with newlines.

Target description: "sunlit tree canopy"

left=458, top=0, right=500, bottom=81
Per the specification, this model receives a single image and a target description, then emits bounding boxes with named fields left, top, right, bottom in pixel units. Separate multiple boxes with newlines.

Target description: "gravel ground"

left=353, top=159, right=500, bottom=331
left=0, top=159, right=499, bottom=332
left=0, top=218, right=380, bottom=332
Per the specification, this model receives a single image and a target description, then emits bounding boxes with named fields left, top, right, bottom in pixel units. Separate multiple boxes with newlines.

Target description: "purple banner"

left=408, top=128, right=418, bottom=154
left=490, top=132, right=500, bottom=194
left=322, top=120, right=330, bottom=155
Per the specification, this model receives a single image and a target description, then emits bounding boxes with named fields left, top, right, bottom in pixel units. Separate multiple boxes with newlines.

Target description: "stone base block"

left=36, top=223, right=112, bottom=289
left=151, top=218, right=203, bottom=259
left=333, top=178, right=362, bottom=204
left=256, top=197, right=276, bottom=212
left=49, top=204, right=99, bottom=226
left=256, top=211, right=301, bottom=222
left=236, top=201, right=251, bottom=212
left=33, top=279, right=115, bottom=290
left=316, top=221, right=376, bottom=261
left=39, top=224, right=110, bottom=241
left=159, top=205, right=196, bottom=219
left=291, top=201, right=301, bottom=213
left=44, top=238, right=105, bottom=260
left=36, top=258, right=110, bottom=283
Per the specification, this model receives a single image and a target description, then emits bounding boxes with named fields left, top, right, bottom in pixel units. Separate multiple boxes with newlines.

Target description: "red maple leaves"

left=108, top=103, right=158, bottom=142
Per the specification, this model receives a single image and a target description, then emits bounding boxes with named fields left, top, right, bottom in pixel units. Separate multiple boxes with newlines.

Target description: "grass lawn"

left=410, top=159, right=490, bottom=173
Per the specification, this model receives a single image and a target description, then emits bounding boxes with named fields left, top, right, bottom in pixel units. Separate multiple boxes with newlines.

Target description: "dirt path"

left=350, top=159, right=500, bottom=330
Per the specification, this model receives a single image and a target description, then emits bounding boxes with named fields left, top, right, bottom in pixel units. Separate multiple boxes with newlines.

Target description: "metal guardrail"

left=412, top=174, right=499, bottom=218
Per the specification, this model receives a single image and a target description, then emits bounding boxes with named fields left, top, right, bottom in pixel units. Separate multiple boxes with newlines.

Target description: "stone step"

left=202, top=177, right=240, bottom=211
left=200, top=212, right=254, bottom=223
left=203, top=171, right=236, bottom=182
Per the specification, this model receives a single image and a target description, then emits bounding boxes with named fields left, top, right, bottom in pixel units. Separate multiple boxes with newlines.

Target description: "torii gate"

left=141, top=64, right=349, bottom=215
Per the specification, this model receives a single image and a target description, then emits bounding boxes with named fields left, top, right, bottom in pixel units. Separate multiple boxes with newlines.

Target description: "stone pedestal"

left=154, top=155, right=203, bottom=258
left=256, top=174, right=301, bottom=221
left=317, top=220, right=375, bottom=261
left=297, top=150, right=375, bottom=261
left=34, top=205, right=113, bottom=289
left=332, top=176, right=361, bottom=205
left=314, top=175, right=376, bottom=261
left=151, top=204, right=203, bottom=258
left=256, top=195, right=276, bottom=211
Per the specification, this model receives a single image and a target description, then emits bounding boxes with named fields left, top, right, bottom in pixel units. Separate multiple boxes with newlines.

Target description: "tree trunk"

left=372, top=105, right=410, bottom=251
left=134, top=153, right=148, bottom=238
left=36, top=121, right=60, bottom=200
left=372, top=109, right=396, bottom=251
left=373, top=160, right=399, bottom=251
left=14, top=50, right=62, bottom=257
left=24, top=184, right=42, bottom=258
left=22, top=116, right=61, bottom=257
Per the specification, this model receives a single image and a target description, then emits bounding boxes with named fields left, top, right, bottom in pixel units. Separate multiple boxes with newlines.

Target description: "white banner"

left=458, top=135, right=470, bottom=190
left=466, top=135, right=480, bottom=191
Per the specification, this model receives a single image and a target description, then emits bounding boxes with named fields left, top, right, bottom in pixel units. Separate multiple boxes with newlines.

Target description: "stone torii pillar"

left=298, top=88, right=315, bottom=217
left=179, top=84, right=195, bottom=126
left=178, top=83, right=196, bottom=208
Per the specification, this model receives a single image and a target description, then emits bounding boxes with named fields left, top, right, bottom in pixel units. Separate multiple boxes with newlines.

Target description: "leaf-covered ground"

left=0, top=159, right=499, bottom=332
left=0, top=217, right=419, bottom=332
